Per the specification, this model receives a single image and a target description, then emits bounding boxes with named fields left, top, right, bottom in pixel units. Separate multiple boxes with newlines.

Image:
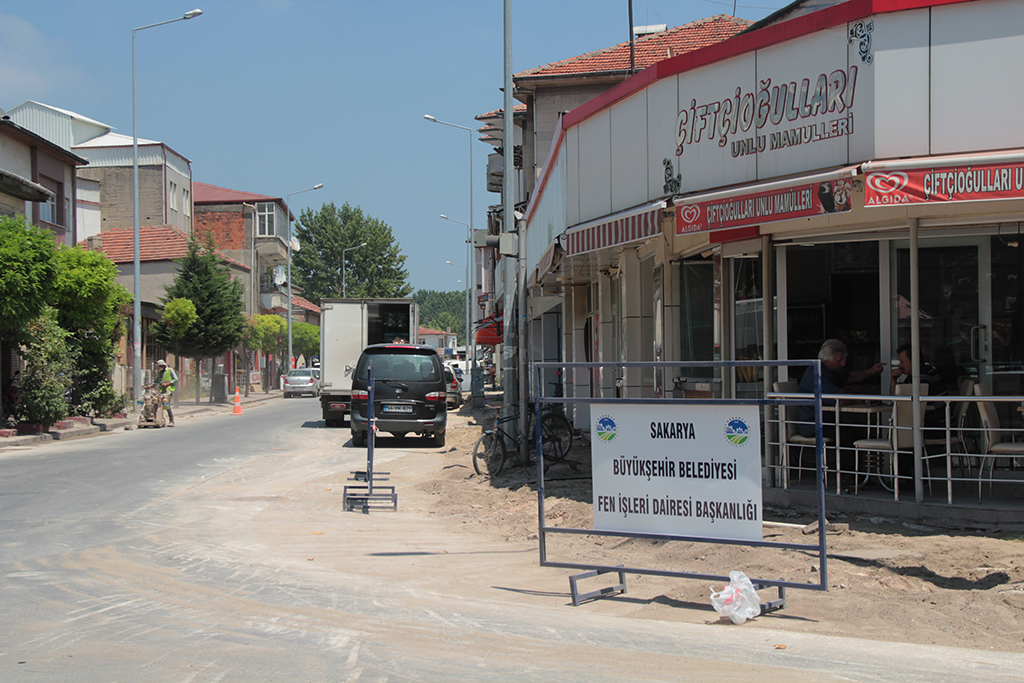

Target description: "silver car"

left=283, top=368, right=320, bottom=397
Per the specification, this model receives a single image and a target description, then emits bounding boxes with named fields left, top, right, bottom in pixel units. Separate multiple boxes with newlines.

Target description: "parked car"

left=444, top=366, right=462, bottom=409
left=350, top=344, right=447, bottom=447
left=283, top=368, right=321, bottom=397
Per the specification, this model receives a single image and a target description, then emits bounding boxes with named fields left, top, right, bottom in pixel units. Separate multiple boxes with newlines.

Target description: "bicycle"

left=473, top=405, right=574, bottom=477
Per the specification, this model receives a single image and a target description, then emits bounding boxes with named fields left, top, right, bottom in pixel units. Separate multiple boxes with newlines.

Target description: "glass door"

left=891, top=237, right=989, bottom=388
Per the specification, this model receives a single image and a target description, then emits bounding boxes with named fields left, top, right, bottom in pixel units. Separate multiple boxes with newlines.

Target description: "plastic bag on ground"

left=709, top=570, right=762, bottom=624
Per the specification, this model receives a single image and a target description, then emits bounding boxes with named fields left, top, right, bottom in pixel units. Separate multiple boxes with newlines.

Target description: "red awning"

left=475, top=314, right=503, bottom=346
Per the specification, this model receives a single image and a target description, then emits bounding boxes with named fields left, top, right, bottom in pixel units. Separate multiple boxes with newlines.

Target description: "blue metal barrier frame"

left=532, top=359, right=829, bottom=593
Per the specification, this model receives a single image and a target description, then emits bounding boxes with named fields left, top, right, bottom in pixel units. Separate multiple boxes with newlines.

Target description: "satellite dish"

left=290, top=237, right=301, bottom=252
left=273, top=265, right=286, bottom=286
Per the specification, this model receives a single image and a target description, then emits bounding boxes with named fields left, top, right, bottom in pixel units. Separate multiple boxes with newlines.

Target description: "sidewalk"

left=0, top=389, right=283, bottom=450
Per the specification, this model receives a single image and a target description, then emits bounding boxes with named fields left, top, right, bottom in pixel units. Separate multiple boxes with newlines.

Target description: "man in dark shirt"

left=797, top=339, right=885, bottom=437
left=890, top=343, right=950, bottom=428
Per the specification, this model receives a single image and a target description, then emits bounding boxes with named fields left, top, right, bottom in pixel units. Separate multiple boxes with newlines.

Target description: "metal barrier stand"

left=343, top=366, right=398, bottom=513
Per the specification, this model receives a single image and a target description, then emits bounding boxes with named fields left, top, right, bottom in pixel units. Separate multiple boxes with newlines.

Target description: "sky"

left=1, top=0, right=784, bottom=293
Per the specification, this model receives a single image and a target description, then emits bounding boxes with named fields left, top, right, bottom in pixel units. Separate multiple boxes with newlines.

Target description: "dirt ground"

left=417, top=401, right=1024, bottom=653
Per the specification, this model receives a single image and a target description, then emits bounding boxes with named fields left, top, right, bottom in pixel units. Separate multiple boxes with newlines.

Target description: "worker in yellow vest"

left=156, top=359, right=177, bottom=427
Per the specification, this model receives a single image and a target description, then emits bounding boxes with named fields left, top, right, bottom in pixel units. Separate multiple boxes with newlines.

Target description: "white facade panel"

left=609, top=91, right=648, bottom=213
left=674, top=53, right=759, bottom=192
left=164, top=149, right=192, bottom=180
left=8, top=103, right=73, bottom=150
left=526, top=152, right=566, bottom=277
left=645, top=77, right=679, bottom=199
left=930, top=0, right=1024, bottom=154
left=753, top=26, right=853, bottom=179
left=565, top=126, right=581, bottom=227
left=77, top=145, right=164, bottom=168
left=577, top=110, right=612, bottom=223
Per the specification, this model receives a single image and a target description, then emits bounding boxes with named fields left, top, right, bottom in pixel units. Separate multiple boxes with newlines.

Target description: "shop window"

left=678, top=257, right=720, bottom=379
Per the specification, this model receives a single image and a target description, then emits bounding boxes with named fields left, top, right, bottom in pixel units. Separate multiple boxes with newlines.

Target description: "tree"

left=20, top=308, right=77, bottom=430
left=249, top=315, right=286, bottom=392
left=292, top=321, right=320, bottom=365
left=292, top=202, right=412, bottom=304
left=160, top=298, right=197, bottom=405
left=413, top=289, right=466, bottom=344
left=151, top=234, right=246, bottom=403
left=0, top=216, right=58, bottom=421
left=50, top=246, right=131, bottom=416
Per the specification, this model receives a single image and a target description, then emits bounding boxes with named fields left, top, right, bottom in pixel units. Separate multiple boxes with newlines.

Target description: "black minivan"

left=349, top=344, right=447, bottom=447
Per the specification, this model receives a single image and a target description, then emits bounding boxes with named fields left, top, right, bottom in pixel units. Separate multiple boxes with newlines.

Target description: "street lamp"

left=342, top=242, right=367, bottom=297
left=425, top=112, right=477, bottom=399
left=285, top=183, right=323, bottom=370
left=445, top=256, right=470, bottom=362
left=132, top=8, right=202, bottom=410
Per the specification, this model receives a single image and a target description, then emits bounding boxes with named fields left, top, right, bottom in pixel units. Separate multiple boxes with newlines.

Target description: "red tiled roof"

left=193, top=181, right=279, bottom=204
left=292, top=294, right=320, bottom=314
left=82, top=225, right=250, bottom=271
left=418, top=326, right=450, bottom=336
left=515, top=15, right=750, bottom=80
left=475, top=104, right=528, bottom=120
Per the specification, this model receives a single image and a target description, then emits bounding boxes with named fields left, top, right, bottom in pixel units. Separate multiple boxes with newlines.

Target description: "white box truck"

left=319, top=298, right=419, bottom=427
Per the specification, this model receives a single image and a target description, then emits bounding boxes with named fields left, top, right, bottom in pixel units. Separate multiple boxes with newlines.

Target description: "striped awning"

left=564, top=201, right=666, bottom=256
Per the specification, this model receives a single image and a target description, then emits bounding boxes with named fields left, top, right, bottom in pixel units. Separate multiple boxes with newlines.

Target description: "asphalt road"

left=1, top=398, right=1021, bottom=682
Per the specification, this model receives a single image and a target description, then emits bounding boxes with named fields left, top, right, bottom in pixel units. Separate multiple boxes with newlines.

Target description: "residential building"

left=83, top=225, right=250, bottom=395
left=6, top=101, right=194, bottom=239
left=0, top=111, right=88, bottom=243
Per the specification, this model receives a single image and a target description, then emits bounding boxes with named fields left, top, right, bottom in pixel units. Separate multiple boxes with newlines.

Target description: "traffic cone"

left=232, top=387, right=244, bottom=416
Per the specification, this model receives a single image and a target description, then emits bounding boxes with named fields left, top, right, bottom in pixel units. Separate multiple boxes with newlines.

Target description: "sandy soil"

left=415, top=401, right=1024, bottom=653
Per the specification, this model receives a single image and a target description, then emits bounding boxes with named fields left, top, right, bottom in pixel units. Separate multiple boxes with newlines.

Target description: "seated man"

left=797, top=338, right=885, bottom=438
left=890, top=343, right=950, bottom=428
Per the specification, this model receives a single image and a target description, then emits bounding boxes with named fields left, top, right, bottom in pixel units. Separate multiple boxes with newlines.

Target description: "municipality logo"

left=596, top=415, right=617, bottom=442
left=724, top=418, right=750, bottom=446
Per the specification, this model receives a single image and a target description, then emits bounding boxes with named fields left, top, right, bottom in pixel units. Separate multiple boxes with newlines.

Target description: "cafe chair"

left=922, top=377, right=974, bottom=479
left=973, top=383, right=1024, bottom=501
left=851, top=384, right=927, bottom=499
left=774, top=381, right=833, bottom=489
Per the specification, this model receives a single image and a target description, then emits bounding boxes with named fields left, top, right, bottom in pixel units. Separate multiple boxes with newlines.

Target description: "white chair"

left=973, top=383, right=1024, bottom=501
left=852, top=384, right=927, bottom=499
left=774, top=381, right=833, bottom=488
left=923, top=377, right=974, bottom=480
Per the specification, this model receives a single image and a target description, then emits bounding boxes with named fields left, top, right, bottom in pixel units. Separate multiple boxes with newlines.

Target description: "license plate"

left=382, top=404, right=413, bottom=413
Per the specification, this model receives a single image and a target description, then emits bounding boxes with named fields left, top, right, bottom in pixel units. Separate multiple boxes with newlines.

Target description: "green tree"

left=20, top=308, right=77, bottom=430
left=413, top=289, right=466, bottom=344
left=160, top=298, right=197, bottom=405
left=151, top=234, right=246, bottom=403
left=50, top=246, right=131, bottom=415
left=250, top=315, right=286, bottom=392
left=292, top=321, right=320, bottom=365
left=292, top=202, right=412, bottom=304
left=0, top=216, right=58, bottom=421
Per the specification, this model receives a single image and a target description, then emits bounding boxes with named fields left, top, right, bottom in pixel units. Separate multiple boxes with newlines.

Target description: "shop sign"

left=676, top=176, right=852, bottom=233
left=591, top=404, right=762, bottom=542
left=865, top=162, right=1024, bottom=206
left=674, top=66, right=859, bottom=161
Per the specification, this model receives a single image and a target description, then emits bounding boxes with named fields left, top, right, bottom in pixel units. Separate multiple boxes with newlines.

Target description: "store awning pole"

left=910, top=217, right=924, bottom=503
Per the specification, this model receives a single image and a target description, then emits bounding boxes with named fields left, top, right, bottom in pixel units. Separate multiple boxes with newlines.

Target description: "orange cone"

left=232, top=387, right=244, bottom=416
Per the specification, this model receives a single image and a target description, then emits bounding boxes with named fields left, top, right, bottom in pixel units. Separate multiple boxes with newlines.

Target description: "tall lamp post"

left=424, top=113, right=477, bottom=399
left=285, top=183, right=323, bottom=370
left=132, top=8, right=202, bottom=410
left=440, top=214, right=472, bottom=369
left=445, top=258, right=470, bottom=364
left=342, top=242, right=367, bottom=297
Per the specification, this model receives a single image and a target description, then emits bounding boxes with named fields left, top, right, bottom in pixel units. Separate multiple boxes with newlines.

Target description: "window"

left=257, top=202, right=276, bottom=236
left=37, top=176, right=62, bottom=226
left=183, top=189, right=191, bottom=217
left=169, top=181, right=178, bottom=212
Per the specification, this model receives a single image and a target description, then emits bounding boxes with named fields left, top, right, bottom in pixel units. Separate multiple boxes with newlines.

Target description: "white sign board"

left=591, top=403, right=762, bottom=543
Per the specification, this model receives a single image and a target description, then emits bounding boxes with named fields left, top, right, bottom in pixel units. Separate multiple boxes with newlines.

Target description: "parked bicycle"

left=473, top=404, right=574, bottom=477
